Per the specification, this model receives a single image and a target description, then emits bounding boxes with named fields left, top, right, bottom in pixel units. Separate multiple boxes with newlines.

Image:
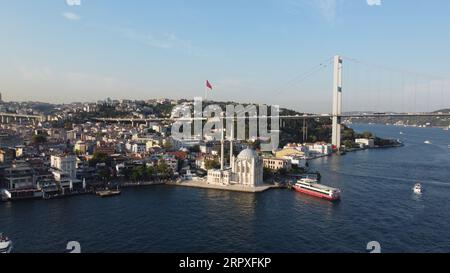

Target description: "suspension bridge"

left=89, top=55, right=450, bottom=149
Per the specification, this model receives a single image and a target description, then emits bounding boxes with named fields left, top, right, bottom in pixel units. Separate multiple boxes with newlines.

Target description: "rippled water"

left=1, top=124, right=449, bottom=253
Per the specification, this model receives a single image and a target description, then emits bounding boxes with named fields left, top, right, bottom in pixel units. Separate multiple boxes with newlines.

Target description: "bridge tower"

left=332, top=55, right=343, bottom=150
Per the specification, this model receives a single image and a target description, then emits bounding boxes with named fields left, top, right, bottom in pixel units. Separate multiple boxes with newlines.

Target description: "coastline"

left=166, top=179, right=274, bottom=193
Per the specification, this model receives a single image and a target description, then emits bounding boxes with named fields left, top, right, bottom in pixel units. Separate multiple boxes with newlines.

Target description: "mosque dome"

left=237, top=148, right=258, bottom=161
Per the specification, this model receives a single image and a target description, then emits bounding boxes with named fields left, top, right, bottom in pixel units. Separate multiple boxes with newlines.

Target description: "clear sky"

left=1, top=0, right=450, bottom=113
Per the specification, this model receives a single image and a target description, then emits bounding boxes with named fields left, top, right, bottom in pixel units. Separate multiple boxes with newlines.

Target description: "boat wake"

left=332, top=171, right=450, bottom=187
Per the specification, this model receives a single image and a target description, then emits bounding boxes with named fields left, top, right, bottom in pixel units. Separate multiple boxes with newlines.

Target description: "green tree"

left=157, top=161, right=172, bottom=176
left=204, top=159, right=220, bottom=170
left=131, top=166, right=145, bottom=182
left=32, top=134, right=47, bottom=145
left=145, top=166, right=155, bottom=180
left=343, top=140, right=358, bottom=149
left=190, top=145, right=200, bottom=153
left=263, top=167, right=273, bottom=180
left=361, top=131, right=374, bottom=139
left=342, top=129, right=355, bottom=140
left=98, top=168, right=111, bottom=181
left=90, top=151, right=110, bottom=167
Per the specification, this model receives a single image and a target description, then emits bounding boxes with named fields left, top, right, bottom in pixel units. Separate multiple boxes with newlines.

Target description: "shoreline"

left=348, top=122, right=450, bottom=130
left=167, top=179, right=275, bottom=193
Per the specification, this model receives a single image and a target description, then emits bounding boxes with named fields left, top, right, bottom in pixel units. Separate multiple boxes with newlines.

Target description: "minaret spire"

left=220, top=122, right=224, bottom=171
left=229, top=119, right=234, bottom=168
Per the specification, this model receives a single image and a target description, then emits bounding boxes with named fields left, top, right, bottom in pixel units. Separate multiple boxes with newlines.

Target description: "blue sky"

left=1, top=0, right=449, bottom=112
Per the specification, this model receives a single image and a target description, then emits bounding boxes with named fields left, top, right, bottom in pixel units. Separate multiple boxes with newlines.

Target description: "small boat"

left=399, top=132, right=404, bottom=135
left=1, top=189, right=11, bottom=202
left=413, top=183, right=422, bottom=194
left=424, top=140, right=431, bottom=144
left=96, top=189, right=121, bottom=197
left=293, top=178, right=341, bottom=201
left=0, top=233, right=12, bottom=253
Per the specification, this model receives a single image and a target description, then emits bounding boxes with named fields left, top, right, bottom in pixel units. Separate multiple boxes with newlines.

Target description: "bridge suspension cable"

left=340, top=55, right=449, bottom=113
left=273, top=56, right=334, bottom=97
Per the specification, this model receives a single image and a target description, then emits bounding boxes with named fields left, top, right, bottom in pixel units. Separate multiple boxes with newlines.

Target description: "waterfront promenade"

left=168, top=179, right=274, bottom=193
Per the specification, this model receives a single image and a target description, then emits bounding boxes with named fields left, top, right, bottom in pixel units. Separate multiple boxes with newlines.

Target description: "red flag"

left=206, top=80, right=213, bottom=90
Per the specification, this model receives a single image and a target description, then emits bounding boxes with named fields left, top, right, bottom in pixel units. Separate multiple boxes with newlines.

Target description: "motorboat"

left=413, top=183, right=422, bottom=195
left=0, top=233, right=12, bottom=253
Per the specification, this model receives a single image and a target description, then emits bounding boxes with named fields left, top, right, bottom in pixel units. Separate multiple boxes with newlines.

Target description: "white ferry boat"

left=0, top=233, right=12, bottom=253
left=293, top=178, right=341, bottom=201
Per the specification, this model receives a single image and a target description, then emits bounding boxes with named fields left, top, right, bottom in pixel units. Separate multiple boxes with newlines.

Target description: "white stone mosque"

left=207, top=129, right=264, bottom=188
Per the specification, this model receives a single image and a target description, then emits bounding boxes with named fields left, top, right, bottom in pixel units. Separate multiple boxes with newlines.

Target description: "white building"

left=131, top=143, right=147, bottom=154
left=306, top=142, right=333, bottom=155
left=4, top=161, right=36, bottom=190
left=263, top=157, right=292, bottom=171
left=207, top=148, right=264, bottom=188
left=355, top=138, right=375, bottom=148
left=171, top=137, right=201, bottom=150
left=162, top=157, right=178, bottom=173
left=283, top=155, right=307, bottom=168
left=51, top=155, right=77, bottom=179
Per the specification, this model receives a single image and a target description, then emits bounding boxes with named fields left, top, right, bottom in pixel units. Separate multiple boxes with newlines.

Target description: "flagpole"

left=205, top=85, right=208, bottom=101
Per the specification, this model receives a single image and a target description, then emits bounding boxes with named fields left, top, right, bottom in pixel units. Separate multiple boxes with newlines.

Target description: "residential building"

left=263, top=157, right=292, bottom=171
left=51, top=154, right=77, bottom=179
left=355, top=138, right=375, bottom=148
left=306, top=142, right=333, bottom=155
left=3, top=161, right=35, bottom=190
left=131, top=143, right=147, bottom=154
left=0, top=148, right=15, bottom=164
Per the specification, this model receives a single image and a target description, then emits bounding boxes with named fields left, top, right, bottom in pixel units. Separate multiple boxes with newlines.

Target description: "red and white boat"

left=293, top=178, right=341, bottom=201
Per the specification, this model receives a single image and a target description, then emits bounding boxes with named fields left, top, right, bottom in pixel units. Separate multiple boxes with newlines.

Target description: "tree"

left=263, top=167, right=273, bottom=180
left=204, top=159, right=220, bottom=170
left=157, top=161, right=172, bottom=176
left=98, top=168, right=111, bottom=182
left=190, top=145, right=200, bottom=153
left=131, top=166, right=145, bottom=182
left=145, top=166, right=155, bottom=180
left=342, top=129, right=355, bottom=140
left=361, top=131, right=374, bottom=139
left=32, top=134, right=47, bottom=145
left=90, top=151, right=110, bottom=167
left=276, top=168, right=288, bottom=176
left=343, top=140, right=358, bottom=149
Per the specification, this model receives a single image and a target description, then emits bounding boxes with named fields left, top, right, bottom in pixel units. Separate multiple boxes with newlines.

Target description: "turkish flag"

left=206, top=80, right=213, bottom=90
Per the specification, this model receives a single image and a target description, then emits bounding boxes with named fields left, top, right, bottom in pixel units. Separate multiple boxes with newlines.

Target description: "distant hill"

left=433, top=109, right=450, bottom=113
left=344, top=109, right=450, bottom=127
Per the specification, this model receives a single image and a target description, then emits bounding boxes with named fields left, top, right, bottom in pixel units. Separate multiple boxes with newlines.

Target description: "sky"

left=1, top=0, right=450, bottom=113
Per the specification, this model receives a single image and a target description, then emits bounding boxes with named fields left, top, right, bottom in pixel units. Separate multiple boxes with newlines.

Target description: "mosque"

left=206, top=131, right=264, bottom=188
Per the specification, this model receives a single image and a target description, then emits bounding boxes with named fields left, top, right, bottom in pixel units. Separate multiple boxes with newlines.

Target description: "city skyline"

left=1, top=0, right=450, bottom=112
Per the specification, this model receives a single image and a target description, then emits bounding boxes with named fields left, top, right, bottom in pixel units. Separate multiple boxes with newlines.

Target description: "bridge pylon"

left=332, top=55, right=343, bottom=150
